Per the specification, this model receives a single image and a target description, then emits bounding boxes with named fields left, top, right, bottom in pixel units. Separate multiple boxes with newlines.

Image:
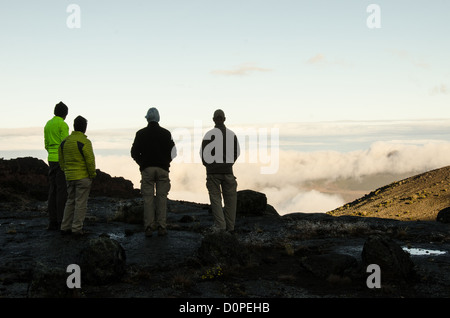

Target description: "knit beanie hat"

left=74, top=115, right=88, bottom=133
left=54, top=101, right=68, bottom=118
left=145, top=107, right=160, bottom=122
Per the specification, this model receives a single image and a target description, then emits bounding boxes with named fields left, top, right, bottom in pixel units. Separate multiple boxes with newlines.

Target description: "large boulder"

left=0, top=157, right=49, bottom=202
left=80, top=236, right=126, bottom=285
left=112, top=199, right=143, bottom=224
left=436, top=207, right=450, bottom=223
left=91, top=169, right=140, bottom=199
left=28, top=262, right=74, bottom=298
left=361, top=235, right=415, bottom=281
left=237, top=190, right=278, bottom=216
left=0, top=157, right=140, bottom=203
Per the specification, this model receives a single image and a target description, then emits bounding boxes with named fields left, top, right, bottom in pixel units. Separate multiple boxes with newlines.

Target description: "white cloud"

left=3, top=120, right=450, bottom=215
left=389, top=49, right=430, bottom=69
left=163, top=138, right=450, bottom=215
left=430, top=84, right=449, bottom=95
left=211, top=63, right=272, bottom=76
left=281, top=190, right=346, bottom=214
left=306, top=53, right=352, bottom=68
left=307, top=53, right=326, bottom=65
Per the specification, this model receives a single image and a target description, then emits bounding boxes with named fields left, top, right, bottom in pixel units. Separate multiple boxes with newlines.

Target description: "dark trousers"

left=47, top=161, right=67, bottom=227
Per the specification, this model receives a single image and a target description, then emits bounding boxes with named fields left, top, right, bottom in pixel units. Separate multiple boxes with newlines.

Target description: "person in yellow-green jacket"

left=59, top=115, right=96, bottom=236
left=44, top=102, right=69, bottom=230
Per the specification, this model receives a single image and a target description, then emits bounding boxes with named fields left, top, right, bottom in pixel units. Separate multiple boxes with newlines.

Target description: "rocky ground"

left=1, top=158, right=450, bottom=306
left=1, top=196, right=450, bottom=301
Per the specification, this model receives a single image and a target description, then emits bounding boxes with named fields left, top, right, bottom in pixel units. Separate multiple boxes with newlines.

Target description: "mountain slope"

left=328, top=166, right=450, bottom=221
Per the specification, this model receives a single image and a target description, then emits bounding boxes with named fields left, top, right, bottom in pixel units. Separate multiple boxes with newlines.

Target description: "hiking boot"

left=226, top=229, right=236, bottom=235
left=60, top=229, right=72, bottom=236
left=157, top=227, right=167, bottom=236
left=47, top=223, right=60, bottom=231
left=145, top=228, right=153, bottom=237
left=72, top=230, right=89, bottom=237
left=203, top=226, right=224, bottom=235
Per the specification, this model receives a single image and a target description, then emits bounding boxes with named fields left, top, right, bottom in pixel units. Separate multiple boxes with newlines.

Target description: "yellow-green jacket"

left=44, top=116, right=69, bottom=162
left=59, top=131, right=97, bottom=181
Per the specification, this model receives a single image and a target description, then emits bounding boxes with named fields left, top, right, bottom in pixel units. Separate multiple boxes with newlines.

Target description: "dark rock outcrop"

left=0, top=157, right=140, bottom=202
left=112, top=199, right=144, bottom=224
left=237, top=189, right=279, bottom=216
left=79, top=236, right=127, bottom=285
left=0, top=157, right=49, bottom=202
left=29, top=262, right=73, bottom=298
left=91, top=170, right=140, bottom=199
left=436, top=207, right=450, bottom=223
left=361, top=235, right=415, bottom=281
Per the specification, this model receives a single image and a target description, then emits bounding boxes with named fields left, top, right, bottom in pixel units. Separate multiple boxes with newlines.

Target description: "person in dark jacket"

left=131, top=107, right=177, bottom=237
left=200, top=109, right=240, bottom=232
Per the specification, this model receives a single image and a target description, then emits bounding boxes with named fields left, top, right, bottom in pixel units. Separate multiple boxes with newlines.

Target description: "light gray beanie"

left=145, top=107, right=160, bottom=122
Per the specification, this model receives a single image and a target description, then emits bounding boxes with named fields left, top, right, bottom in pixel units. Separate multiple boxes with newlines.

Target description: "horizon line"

left=3, top=117, right=450, bottom=132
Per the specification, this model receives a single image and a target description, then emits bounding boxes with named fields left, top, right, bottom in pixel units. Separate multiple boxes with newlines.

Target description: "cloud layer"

left=94, top=138, right=450, bottom=215
left=3, top=120, right=450, bottom=215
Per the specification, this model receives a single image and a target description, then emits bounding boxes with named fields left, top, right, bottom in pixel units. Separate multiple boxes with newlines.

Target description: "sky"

left=1, top=1, right=450, bottom=214
left=1, top=0, right=449, bottom=130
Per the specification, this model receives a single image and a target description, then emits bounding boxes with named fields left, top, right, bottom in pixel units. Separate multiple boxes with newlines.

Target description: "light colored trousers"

left=141, top=167, right=171, bottom=231
left=206, top=173, right=238, bottom=231
left=61, top=178, right=92, bottom=233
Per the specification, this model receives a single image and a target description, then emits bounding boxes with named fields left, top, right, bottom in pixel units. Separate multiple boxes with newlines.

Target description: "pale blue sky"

left=1, top=0, right=449, bottom=130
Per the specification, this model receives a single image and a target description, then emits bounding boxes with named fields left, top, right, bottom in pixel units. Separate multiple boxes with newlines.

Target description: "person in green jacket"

left=44, top=102, right=69, bottom=230
left=59, top=116, right=96, bottom=236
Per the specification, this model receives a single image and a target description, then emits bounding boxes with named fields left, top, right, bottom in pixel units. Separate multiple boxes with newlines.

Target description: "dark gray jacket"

left=200, top=124, right=240, bottom=174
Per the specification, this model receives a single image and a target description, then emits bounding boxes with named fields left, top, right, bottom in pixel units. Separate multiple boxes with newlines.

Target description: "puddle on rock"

left=107, top=232, right=126, bottom=240
left=402, top=247, right=447, bottom=256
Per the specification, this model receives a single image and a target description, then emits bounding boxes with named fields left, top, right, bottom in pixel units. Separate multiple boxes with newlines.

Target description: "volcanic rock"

left=29, top=262, right=72, bottom=298
left=237, top=189, right=279, bottom=216
left=361, top=235, right=415, bottom=281
left=79, top=236, right=126, bottom=285
left=0, top=157, right=140, bottom=203
left=436, top=207, right=450, bottom=223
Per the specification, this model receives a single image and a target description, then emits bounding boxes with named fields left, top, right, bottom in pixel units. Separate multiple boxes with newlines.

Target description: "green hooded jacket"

left=59, top=131, right=96, bottom=181
left=44, top=116, right=69, bottom=162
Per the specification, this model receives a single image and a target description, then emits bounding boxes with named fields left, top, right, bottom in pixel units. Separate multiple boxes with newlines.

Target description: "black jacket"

left=200, top=124, right=240, bottom=174
left=131, top=122, right=176, bottom=172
